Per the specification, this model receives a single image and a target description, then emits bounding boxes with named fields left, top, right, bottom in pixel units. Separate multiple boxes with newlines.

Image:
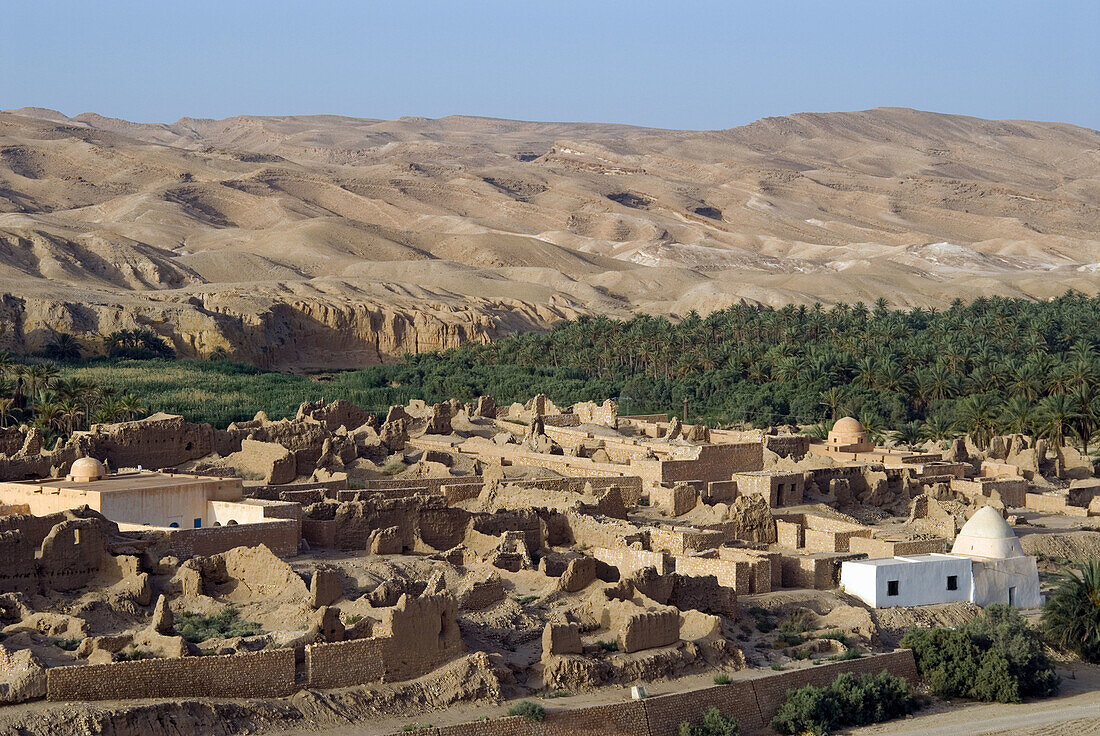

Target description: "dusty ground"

left=2, top=106, right=1099, bottom=366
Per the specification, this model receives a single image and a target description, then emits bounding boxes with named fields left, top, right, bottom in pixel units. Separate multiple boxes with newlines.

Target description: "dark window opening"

left=887, top=580, right=899, bottom=597
left=947, top=575, right=958, bottom=591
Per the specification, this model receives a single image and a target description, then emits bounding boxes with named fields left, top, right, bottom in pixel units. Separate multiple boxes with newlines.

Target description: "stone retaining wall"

left=46, top=648, right=296, bottom=701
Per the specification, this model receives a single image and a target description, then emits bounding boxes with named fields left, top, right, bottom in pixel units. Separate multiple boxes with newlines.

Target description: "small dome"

left=957, top=505, right=1014, bottom=539
left=832, top=417, right=864, bottom=433
left=68, top=457, right=107, bottom=483
left=951, top=505, right=1023, bottom=559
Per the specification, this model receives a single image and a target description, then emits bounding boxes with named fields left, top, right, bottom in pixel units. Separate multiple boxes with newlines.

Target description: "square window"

left=193, top=517, right=202, bottom=528
left=947, top=575, right=958, bottom=591
left=887, top=580, right=899, bottom=597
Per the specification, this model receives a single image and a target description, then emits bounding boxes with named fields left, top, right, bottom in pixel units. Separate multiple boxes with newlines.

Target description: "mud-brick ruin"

left=0, top=395, right=1096, bottom=733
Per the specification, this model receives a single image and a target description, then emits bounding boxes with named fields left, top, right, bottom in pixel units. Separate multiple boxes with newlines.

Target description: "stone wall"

left=138, top=519, right=300, bottom=558
left=848, top=536, right=949, bottom=558
left=1025, top=492, right=1091, bottom=517
left=46, top=648, right=296, bottom=701
left=385, top=650, right=919, bottom=736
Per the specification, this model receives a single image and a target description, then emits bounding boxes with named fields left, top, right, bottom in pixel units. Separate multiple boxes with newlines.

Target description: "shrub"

left=771, top=671, right=919, bottom=735
left=713, top=672, right=733, bottom=684
left=679, top=706, right=740, bottom=736
left=508, top=701, right=546, bottom=722
left=1042, top=558, right=1100, bottom=663
left=174, top=606, right=264, bottom=643
left=53, top=637, right=81, bottom=651
left=901, top=603, right=1058, bottom=703
left=597, top=639, right=619, bottom=652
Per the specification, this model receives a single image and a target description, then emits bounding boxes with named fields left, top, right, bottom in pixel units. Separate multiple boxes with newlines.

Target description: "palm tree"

left=0, top=397, right=12, bottom=429
left=1042, top=559, right=1100, bottom=663
left=118, top=394, right=147, bottom=421
left=889, top=421, right=924, bottom=448
left=920, top=414, right=957, bottom=442
left=999, top=396, right=1037, bottom=435
left=819, top=387, right=845, bottom=420
left=954, top=393, right=1001, bottom=449
left=43, top=333, right=82, bottom=362
left=1037, top=393, right=1080, bottom=451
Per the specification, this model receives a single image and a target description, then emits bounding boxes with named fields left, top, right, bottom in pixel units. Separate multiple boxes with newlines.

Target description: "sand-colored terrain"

left=1, top=107, right=1098, bottom=368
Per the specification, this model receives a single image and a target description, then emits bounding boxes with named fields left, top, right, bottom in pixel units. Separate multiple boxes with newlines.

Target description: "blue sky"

left=2, top=0, right=1097, bottom=130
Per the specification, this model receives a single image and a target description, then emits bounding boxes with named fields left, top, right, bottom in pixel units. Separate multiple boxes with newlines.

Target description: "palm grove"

left=429, top=291, right=1100, bottom=452
left=0, top=329, right=166, bottom=442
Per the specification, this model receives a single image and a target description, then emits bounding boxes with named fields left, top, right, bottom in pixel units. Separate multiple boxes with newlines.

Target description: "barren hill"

left=1, top=107, right=1098, bottom=369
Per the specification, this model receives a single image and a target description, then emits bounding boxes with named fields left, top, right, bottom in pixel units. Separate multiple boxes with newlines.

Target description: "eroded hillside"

left=1, top=107, right=1098, bottom=368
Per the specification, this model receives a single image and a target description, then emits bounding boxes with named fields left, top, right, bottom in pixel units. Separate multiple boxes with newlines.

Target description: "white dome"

left=951, top=506, right=1023, bottom=559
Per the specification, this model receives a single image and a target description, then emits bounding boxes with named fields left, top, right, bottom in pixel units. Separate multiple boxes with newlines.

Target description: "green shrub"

left=679, top=706, right=740, bottom=736
left=174, top=606, right=264, bottom=643
left=713, top=672, right=733, bottom=685
left=1042, top=558, right=1100, bottom=663
left=114, top=645, right=154, bottom=662
left=53, top=637, right=81, bottom=651
left=901, top=603, right=1059, bottom=703
left=344, top=613, right=363, bottom=625
left=819, top=630, right=849, bottom=645
left=771, top=671, right=919, bottom=735
left=507, top=701, right=546, bottom=722
left=597, top=639, right=619, bottom=652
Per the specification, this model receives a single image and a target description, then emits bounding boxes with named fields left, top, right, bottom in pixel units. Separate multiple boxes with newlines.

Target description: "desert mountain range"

left=1, top=106, right=1098, bottom=369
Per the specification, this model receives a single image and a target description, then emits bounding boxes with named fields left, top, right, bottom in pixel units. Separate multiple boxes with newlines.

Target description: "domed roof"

left=68, top=457, right=107, bottom=483
left=832, top=417, right=864, bottom=434
left=951, top=505, right=1023, bottom=559
left=957, top=505, right=1014, bottom=539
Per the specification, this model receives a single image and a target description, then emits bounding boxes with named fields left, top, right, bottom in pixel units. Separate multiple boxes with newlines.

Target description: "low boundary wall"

left=46, top=648, right=296, bottom=701
left=394, top=650, right=919, bottom=736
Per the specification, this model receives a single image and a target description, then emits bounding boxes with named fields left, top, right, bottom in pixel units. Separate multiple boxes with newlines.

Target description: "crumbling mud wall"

left=306, top=592, right=464, bottom=688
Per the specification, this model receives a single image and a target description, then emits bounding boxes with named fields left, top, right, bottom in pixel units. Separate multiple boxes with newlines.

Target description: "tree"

left=680, top=707, right=741, bottom=736
left=1042, top=559, right=1100, bottom=663
left=901, top=604, right=1058, bottom=703
left=42, top=333, right=82, bottom=361
left=954, top=393, right=1001, bottom=449
left=0, top=397, right=12, bottom=429
left=1037, top=393, right=1079, bottom=450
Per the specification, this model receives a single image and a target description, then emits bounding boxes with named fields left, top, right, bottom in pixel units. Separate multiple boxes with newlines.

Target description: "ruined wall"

left=1025, top=492, right=1091, bottom=517
left=592, top=546, right=671, bottom=576
left=80, top=413, right=214, bottom=470
left=138, top=519, right=300, bottom=558
left=389, top=650, right=919, bottom=736
left=45, top=648, right=296, bottom=701
left=510, top=476, right=644, bottom=507
left=764, top=435, right=810, bottom=460
left=848, top=536, right=948, bottom=558
left=307, top=592, right=463, bottom=688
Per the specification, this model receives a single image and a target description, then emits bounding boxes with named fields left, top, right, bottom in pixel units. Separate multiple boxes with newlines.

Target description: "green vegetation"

left=713, top=672, right=733, bottom=685
left=597, top=639, right=619, bottom=652
left=1042, top=558, right=1100, bottom=663
left=174, top=606, right=264, bottom=643
left=8, top=292, right=1096, bottom=441
left=507, top=700, right=546, bottom=722
left=0, top=353, right=149, bottom=445
left=113, top=644, right=154, bottom=662
left=770, top=671, right=919, bottom=736
left=53, top=637, right=82, bottom=651
left=901, top=604, right=1059, bottom=703
left=679, top=706, right=741, bottom=736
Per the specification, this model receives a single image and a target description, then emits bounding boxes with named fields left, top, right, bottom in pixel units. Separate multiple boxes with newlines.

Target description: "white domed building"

left=840, top=506, right=1041, bottom=609
left=826, top=417, right=874, bottom=453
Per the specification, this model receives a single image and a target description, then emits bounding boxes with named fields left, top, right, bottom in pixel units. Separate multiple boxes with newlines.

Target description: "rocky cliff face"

left=0, top=283, right=584, bottom=370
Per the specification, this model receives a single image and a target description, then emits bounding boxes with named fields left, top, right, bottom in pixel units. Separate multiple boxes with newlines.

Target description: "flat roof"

left=845, top=553, right=967, bottom=568
left=1, top=471, right=239, bottom=494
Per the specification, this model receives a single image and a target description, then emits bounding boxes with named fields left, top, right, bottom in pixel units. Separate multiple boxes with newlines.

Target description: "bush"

left=679, top=707, right=740, bottom=736
left=507, top=701, right=546, bottom=722
left=1042, top=558, right=1100, bottom=663
left=174, top=606, right=264, bottom=643
left=771, top=671, right=919, bottom=735
left=901, top=603, right=1058, bottom=703
left=713, top=672, right=733, bottom=684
